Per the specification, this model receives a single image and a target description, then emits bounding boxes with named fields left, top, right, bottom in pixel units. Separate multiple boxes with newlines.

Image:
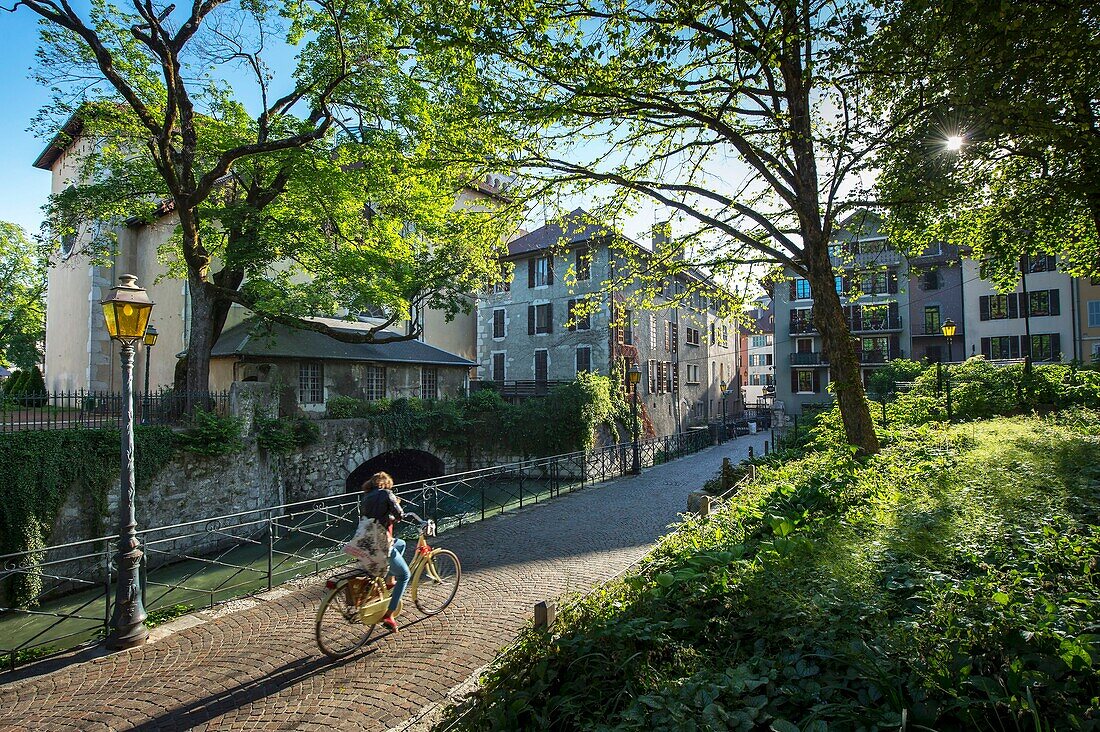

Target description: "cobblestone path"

left=0, top=434, right=768, bottom=731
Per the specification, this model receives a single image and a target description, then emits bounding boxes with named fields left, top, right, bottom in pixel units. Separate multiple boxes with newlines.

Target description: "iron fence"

left=0, top=430, right=711, bottom=673
left=0, top=390, right=231, bottom=433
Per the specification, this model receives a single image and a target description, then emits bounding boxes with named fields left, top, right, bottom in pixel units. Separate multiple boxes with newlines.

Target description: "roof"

left=211, top=317, right=476, bottom=367
left=506, top=208, right=616, bottom=257
left=33, top=112, right=84, bottom=171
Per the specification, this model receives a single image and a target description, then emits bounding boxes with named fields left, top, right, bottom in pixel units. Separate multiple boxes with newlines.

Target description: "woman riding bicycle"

left=356, top=471, right=409, bottom=632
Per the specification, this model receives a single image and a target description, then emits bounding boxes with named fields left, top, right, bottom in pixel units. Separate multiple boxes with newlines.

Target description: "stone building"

left=474, top=209, right=739, bottom=437
left=33, top=113, right=501, bottom=394
left=209, top=318, right=475, bottom=414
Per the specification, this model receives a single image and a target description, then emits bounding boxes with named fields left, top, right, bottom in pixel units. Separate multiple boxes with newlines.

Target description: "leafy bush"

left=865, top=357, right=924, bottom=398
left=178, top=409, right=244, bottom=457
left=23, top=366, right=47, bottom=407
left=254, top=414, right=320, bottom=454
left=324, top=374, right=627, bottom=458
left=448, top=416, right=1100, bottom=730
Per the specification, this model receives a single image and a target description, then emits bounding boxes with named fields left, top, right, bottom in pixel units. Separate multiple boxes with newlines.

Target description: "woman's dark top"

left=361, top=489, right=404, bottom=529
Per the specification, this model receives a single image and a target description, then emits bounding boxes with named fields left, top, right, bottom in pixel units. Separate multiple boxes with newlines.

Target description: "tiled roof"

left=506, top=208, right=616, bottom=257
left=211, top=317, right=476, bottom=367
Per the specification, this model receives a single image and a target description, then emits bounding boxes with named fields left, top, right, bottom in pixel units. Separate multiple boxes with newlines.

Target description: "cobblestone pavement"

left=0, top=433, right=770, bottom=732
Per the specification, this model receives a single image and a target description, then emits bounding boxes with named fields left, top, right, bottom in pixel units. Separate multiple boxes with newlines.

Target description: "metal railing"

left=0, top=431, right=711, bottom=673
left=790, top=352, right=826, bottom=366
left=468, top=380, right=572, bottom=399
left=0, top=390, right=231, bottom=433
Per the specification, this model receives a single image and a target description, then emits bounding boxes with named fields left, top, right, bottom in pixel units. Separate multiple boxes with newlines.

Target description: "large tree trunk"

left=184, top=275, right=216, bottom=407
left=803, top=246, right=880, bottom=456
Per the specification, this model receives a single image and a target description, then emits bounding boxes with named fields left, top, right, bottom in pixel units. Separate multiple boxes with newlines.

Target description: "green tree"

left=870, top=0, right=1100, bottom=284
left=0, top=222, right=45, bottom=370
left=413, top=0, right=888, bottom=452
left=15, top=0, right=517, bottom=400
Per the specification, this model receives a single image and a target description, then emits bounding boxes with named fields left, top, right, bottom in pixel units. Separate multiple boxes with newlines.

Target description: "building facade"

left=907, top=243, right=966, bottom=363
left=961, top=256, right=1075, bottom=364
left=774, top=213, right=911, bottom=414
left=1079, top=277, right=1100, bottom=365
left=474, top=210, right=739, bottom=437
left=34, top=118, right=496, bottom=396
left=741, top=299, right=774, bottom=404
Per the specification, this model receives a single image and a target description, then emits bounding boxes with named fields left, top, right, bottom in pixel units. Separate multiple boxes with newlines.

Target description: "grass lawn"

left=446, top=413, right=1100, bottom=731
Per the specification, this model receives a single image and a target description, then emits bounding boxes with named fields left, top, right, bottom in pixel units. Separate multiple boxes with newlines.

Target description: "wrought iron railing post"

left=266, top=514, right=274, bottom=591
left=481, top=487, right=485, bottom=521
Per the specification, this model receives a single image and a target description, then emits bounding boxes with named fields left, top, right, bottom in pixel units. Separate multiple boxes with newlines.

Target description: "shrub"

left=179, top=409, right=244, bottom=457
left=23, top=366, right=48, bottom=408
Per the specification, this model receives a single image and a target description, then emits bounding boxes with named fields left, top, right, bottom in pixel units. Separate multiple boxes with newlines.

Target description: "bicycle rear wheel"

left=413, top=549, right=461, bottom=615
left=316, top=578, right=377, bottom=657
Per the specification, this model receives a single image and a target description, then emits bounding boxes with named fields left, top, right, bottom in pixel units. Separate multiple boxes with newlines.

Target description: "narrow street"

left=0, top=432, right=770, bottom=732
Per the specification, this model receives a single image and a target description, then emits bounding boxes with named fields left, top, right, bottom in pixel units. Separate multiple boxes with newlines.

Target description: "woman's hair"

left=363, top=471, right=394, bottom=491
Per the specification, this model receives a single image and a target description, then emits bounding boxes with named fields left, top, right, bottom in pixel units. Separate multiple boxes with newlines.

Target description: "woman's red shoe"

left=381, top=616, right=399, bottom=633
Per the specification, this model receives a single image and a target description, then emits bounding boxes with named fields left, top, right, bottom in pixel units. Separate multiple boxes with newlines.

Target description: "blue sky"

left=0, top=10, right=55, bottom=235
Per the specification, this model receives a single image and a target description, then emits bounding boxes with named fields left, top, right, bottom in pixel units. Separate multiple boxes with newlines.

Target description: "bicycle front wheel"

left=316, top=578, right=376, bottom=658
left=413, top=549, right=461, bottom=615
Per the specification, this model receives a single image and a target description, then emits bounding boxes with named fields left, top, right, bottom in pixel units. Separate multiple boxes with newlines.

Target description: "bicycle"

left=315, top=512, right=461, bottom=658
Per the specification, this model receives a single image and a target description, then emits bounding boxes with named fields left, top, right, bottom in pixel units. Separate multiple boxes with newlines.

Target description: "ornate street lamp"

left=720, top=379, right=728, bottom=444
left=142, top=324, right=158, bottom=425
left=628, top=364, right=641, bottom=475
left=940, top=318, right=956, bottom=363
left=101, top=274, right=154, bottom=649
left=939, top=319, right=956, bottom=422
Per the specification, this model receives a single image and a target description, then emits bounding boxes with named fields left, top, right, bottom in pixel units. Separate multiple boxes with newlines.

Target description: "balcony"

left=859, top=349, right=904, bottom=364
left=849, top=315, right=902, bottom=333
left=470, top=380, right=570, bottom=400
left=913, top=323, right=962, bottom=337
left=790, top=352, right=826, bottom=366
left=789, top=319, right=818, bottom=334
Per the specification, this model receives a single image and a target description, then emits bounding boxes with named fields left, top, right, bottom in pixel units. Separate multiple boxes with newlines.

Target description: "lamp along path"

left=0, top=432, right=771, bottom=732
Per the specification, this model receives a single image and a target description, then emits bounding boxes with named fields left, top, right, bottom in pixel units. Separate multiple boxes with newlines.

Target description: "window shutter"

left=890, top=334, right=900, bottom=357
left=1051, top=333, right=1061, bottom=360
left=528, top=305, right=535, bottom=335
left=812, top=370, right=821, bottom=393
left=981, top=337, right=991, bottom=358
left=791, top=370, right=799, bottom=393
left=547, top=256, right=554, bottom=285
left=888, top=271, right=898, bottom=294
left=547, top=303, right=554, bottom=333
left=528, top=259, right=536, bottom=288
left=1008, top=294, right=1018, bottom=319
left=1050, top=288, right=1061, bottom=316
left=672, top=363, right=679, bottom=392
left=979, top=296, right=990, bottom=321
left=567, top=300, right=576, bottom=332
left=1010, top=336, right=1021, bottom=359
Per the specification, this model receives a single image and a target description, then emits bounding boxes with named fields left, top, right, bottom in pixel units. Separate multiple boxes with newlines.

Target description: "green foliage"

left=254, top=414, right=320, bottom=455
left=0, top=221, right=45, bottom=370
left=21, top=366, right=48, bottom=408
left=0, top=427, right=176, bottom=607
left=865, top=358, right=923, bottom=399
left=327, top=375, right=624, bottom=458
left=178, top=410, right=244, bottom=457
left=449, top=416, right=1100, bottom=730
left=144, top=603, right=194, bottom=629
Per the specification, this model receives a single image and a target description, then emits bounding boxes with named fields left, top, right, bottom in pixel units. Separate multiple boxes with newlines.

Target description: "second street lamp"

left=628, top=364, right=641, bottom=474
left=142, top=324, right=158, bottom=425
left=940, top=318, right=956, bottom=363
left=720, top=379, right=728, bottom=444
left=101, top=274, right=154, bottom=650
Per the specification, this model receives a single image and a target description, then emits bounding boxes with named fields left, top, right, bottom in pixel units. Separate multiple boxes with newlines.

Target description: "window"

left=686, top=327, right=701, bottom=346
left=567, top=300, right=590, bottom=331
left=796, top=338, right=813, bottom=354
left=623, top=310, right=633, bottom=345
left=710, top=323, right=716, bottom=345
left=575, top=247, right=590, bottom=281
left=298, top=362, right=324, bottom=404
left=795, top=370, right=817, bottom=394
left=981, top=293, right=1017, bottom=321
left=925, top=344, right=943, bottom=363
left=719, top=325, right=729, bottom=347
left=857, top=238, right=889, bottom=254
left=528, top=255, right=553, bottom=287
left=862, top=336, right=889, bottom=355
left=528, top=303, right=553, bottom=334
left=794, top=278, right=812, bottom=299
left=665, top=321, right=672, bottom=352
left=686, top=364, right=700, bottom=384
left=650, top=315, right=658, bottom=350
left=751, top=335, right=768, bottom=348
left=860, top=271, right=889, bottom=295
left=1027, top=289, right=1060, bottom=317
left=1089, top=301, right=1100, bottom=328
left=421, top=367, right=438, bottom=400
left=835, top=276, right=843, bottom=294
left=923, top=271, right=941, bottom=290
left=364, top=365, right=386, bottom=401
left=1030, top=334, right=1060, bottom=362
left=493, top=309, right=505, bottom=339
left=647, top=360, right=657, bottom=394
left=924, top=306, right=941, bottom=334
left=492, top=352, right=505, bottom=382
left=534, top=350, right=548, bottom=383
left=663, top=362, right=673, bottom=393
left=575, top=346, right=591, bottom=375
left=1025, top=254, right=1057, bottom=273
